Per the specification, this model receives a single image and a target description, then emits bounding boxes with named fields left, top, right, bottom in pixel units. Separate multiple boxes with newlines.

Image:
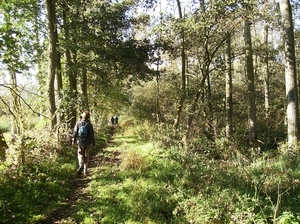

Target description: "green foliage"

left=0, top=150, right=76, bottom=223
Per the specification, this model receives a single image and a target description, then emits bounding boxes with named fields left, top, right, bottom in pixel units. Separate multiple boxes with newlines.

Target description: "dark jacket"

left=72, top=119, right=95, bottom=147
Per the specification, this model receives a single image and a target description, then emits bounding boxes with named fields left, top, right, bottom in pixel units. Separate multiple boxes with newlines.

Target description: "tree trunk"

left=206, top=72, right=214, bottom=138
left=4, top=13, right=23, bottom=137
left=9, top=72, right=21, bottom=137
left=156, top=52, right=161, bottom=123
left=82, top=67, right=89, bottom=111
left=0, top=129, right=7, bottom=161
left=264, top=25, right=270, bottom=119
left=244, top=18, right=257, bottom=145
left=56, top=45, right=62, bottom=125
left=174, top=0, right=186, bottom=132
left=279, top=0, right=300, bottom=147
left=185, top=73, right=207, bottom=139
left=225, top=33, right=233, bottom=138
left=63, top=6, right=77, bottom=128
left=66, top=48, right=77, bottom=128
left=44, top=0, right=57, bottom=130
left=154, top=0, right=163, bottom=124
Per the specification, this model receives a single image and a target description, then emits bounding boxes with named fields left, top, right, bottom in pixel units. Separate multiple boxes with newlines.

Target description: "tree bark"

left=9, top=72, right=22, bottom=137
left=56, top=44, right=62, bottom=125
left=174, top=0, right=186, bottom=132
left=264, top=25, right=270, bottom=119
left=206, top=71, right=214, bottom=138
left=63, top=6, right=77, bottom=128
left=185, top=73, right=207, bottom=139
left=44, top=0, right=58, bottom=130
left=0, top=129, right=7, bottom=161
left=225, top=33, right=233, bottom=138
left=244, top=18, right=257, bottom=145
left=279, top=0, right=300, bottom=147
left=82, top=67, right=89, bottom=111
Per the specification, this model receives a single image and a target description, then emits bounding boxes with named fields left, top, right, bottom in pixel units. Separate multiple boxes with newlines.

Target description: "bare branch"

left=0, top=83, right=51, bottom=120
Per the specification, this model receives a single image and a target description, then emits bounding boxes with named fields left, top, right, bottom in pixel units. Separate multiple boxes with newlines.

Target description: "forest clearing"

left=1, top=0, right=300, bottom=223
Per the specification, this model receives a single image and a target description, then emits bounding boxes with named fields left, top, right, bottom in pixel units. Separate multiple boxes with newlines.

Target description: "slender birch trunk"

left=279, top=0, right=299, bottom=147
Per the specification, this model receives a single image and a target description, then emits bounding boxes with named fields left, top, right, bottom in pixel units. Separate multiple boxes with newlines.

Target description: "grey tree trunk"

left=264, top=25, right=270, bottom=118
left=244, top=18, right=257, bottom=145
left=279, top=0, right=299, bottom=147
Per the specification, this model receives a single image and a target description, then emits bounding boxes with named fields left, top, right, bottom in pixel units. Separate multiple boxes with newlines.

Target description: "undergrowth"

left=0, top=125, right=110, bottom=224
left=0, top=143, right=77, bottom=223
left=1, top=120, right=300, bottom=223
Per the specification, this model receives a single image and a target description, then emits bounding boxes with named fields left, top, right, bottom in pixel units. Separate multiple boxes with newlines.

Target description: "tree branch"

left=0, top=83, right=51, bottom=120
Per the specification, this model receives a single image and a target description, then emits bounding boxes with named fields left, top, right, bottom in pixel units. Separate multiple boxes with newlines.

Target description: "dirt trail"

left=43, top=128, right=120, bottom=224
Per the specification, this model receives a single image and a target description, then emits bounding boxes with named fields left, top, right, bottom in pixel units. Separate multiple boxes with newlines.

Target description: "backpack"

left=78, top=122, right=88, bottom=138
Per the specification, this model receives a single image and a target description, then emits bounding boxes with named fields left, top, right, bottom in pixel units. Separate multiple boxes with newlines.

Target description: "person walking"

left=72, top=111, right=95, bottom=176
left=111, top=116, right=115, bottom=127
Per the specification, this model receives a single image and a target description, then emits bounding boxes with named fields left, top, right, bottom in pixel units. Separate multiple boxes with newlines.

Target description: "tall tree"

left=3, top=12, right=23, bottom=136
left=264, top=25, right=271, bottom=118
left=182, top=0, right=238, bottom=139
left=62, top=2, right=77, bottom=128
left=44, top=0, right=58, bottom=130
left=0, top=1, right=40, bottom=137
left=174, top=0, right=186, bottom=132
left=279, top=0, right=300, bottom=147
left=56, top=40, right=63, bottom=125
left=244, top=18, right=257, bottom=145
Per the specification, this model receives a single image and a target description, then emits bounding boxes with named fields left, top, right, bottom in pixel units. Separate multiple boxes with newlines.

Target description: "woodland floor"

left=44, top=128, right=120, bottom=224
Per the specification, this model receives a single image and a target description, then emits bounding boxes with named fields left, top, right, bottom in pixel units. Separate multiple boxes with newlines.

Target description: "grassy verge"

left=0, top=149, right=76, bottom=223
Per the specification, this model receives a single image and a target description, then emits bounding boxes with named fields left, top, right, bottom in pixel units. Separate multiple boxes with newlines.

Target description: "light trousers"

left=77, top=145, right=90, bottom=173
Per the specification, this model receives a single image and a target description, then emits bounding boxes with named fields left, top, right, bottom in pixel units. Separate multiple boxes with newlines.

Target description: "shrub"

left=121, top=149, right=145, bottom=171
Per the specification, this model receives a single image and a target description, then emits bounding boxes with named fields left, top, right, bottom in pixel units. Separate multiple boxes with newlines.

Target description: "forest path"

left=45, top=127, right=121, bottom=224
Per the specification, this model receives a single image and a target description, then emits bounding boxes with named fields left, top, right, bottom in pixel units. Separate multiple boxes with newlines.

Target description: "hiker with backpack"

left=72, top=111, right=95, bottom=176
